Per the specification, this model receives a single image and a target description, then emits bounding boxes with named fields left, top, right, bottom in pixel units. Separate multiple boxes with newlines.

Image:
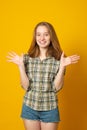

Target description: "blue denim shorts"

left=20, top=103, right=60, bottom=123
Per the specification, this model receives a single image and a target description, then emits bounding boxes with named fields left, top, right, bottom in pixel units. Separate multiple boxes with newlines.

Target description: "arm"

left=18, top=64, right=29, bottom=90
left=7, top=52, right=29, bottom=90
left=53, top=66, right=65, bottom=92
left=53, top=52, right=80, bottom=92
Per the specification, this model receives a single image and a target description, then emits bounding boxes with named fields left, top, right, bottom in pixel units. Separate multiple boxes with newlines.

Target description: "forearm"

left=54, top=67, right=65, bottom=92
left=18, top=64, right=29, bottom=90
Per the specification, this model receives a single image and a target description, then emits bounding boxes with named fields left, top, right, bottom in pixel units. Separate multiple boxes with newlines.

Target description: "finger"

left=8, top=51, right=18, bottom=57
left=7, top=59, right=18, bottom=64
left=71, top=61, right=79, bottom=64
left=7, top=59, right=15, bottom=62
left=71, top=57, right=80, bottom=61
left=6, top=55, right=14, bottom=59
left=70, top=55, right=80, bottom=59
left=69, top=56, right=80, bottom=61
left=10, top=51, right=17, bottom=56
left=61, top=51, right=65, bottom=58
left=8, top=52, right=16, bottom=57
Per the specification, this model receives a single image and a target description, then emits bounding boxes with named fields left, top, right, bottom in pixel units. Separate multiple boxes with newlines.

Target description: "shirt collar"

left=35, top=56, right=53, bottom=61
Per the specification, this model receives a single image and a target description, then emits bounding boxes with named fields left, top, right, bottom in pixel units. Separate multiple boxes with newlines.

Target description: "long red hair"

left=28, top=22, right=63, bottom=60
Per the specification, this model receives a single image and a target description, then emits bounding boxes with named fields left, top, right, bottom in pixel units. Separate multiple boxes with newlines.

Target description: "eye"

left=45, top=33, right=49, bottom=36
left=36, top=33, right=41, bottom=36
left=45, top=34, right=48, bottom=36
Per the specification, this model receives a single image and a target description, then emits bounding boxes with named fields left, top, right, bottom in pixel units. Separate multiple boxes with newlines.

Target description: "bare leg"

left=41, top=122, right=59, bottom=130
left=23, top=119, right=41, bottom=130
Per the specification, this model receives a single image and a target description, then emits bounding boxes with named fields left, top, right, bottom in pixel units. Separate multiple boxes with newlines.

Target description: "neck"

left=39, top=47, right=48, bottom=59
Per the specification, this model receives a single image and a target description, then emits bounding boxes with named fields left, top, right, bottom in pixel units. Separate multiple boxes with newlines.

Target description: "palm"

left=60, top=52, right=80, bottom=68
left=7, top=51, right=23, bottom=66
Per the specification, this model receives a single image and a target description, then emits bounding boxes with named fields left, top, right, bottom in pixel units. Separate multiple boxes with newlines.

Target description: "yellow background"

left=0, top=0, right=87, bottom=130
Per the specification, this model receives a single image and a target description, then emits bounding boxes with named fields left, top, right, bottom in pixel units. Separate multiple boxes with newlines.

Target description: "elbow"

left=58, top=82, right=64, bottom=91
left=21, top=81, right=29, bottom=90
left=54, top=80, right=64, bottom=92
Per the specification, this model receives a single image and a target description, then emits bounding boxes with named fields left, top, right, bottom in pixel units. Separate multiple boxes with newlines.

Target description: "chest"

left=26, top=58, right=60, bottom=81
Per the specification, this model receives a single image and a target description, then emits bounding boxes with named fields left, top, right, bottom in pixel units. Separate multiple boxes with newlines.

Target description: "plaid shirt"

left=23, top=54, right=60, bottom=111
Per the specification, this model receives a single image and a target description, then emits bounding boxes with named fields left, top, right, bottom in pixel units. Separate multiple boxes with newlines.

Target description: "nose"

left=40, top=35, right=45, bottom=41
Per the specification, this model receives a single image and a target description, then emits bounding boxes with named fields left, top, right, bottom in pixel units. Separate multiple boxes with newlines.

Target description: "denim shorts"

left=20, top=103, right=60, bottom=123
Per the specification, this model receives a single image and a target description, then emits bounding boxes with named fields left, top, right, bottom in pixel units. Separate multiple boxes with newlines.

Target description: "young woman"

left=7, top=22, right=80, bottom=130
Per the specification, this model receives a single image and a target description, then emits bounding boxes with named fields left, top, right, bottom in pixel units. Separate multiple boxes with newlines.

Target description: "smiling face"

left=35, top=25, right=51, bottom=49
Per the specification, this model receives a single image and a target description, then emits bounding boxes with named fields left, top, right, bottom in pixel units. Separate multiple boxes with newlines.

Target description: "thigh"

left=41, top=122, right=59, bottom=130
left=23, top=119, right=41, bottom=130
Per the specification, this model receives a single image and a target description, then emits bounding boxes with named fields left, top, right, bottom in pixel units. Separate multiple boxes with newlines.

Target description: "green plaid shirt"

left=23, top=54, right=60, bottom=111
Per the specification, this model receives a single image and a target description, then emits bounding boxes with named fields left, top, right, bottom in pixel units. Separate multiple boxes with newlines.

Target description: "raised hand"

left=60, top=52, right=80, bottom=68
left=7, top=51, right=24, bottom=66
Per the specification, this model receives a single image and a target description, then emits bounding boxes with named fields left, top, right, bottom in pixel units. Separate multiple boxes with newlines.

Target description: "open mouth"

left=39, top=41, right=47, bottom=44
